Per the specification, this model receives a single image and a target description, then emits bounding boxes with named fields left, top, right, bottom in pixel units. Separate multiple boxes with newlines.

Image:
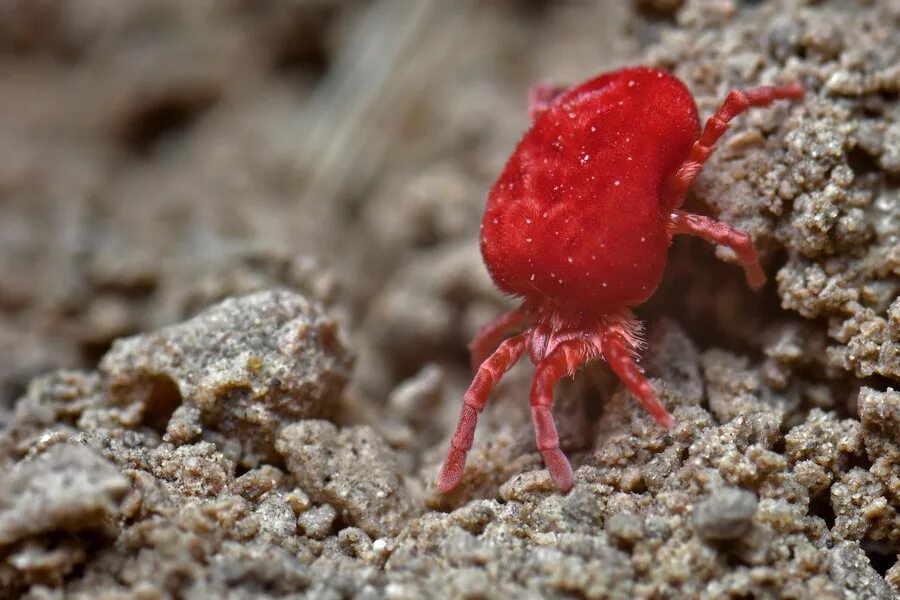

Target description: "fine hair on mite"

left=438, top=65, right=804, bottom=494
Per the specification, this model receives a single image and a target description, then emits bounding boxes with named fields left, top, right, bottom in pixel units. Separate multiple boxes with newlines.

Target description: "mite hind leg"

left=529, top=340, right=589, bottom=492
left=601, top=327, right=674, bottom=429
left=437, top=333, right=527, bottom=493
left=468, top=301, right=535, bottom=371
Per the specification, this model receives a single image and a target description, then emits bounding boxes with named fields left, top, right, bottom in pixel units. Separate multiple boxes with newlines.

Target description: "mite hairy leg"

left=672, top=83, right=804, bottom=194
left=437, top=333, right=528, bottom=492
left=468, top=302, right=535, bottom=370
left=669, top=210, right=767, bottom=289
left=530, top=340, right=586, bottom=492
left=601, top=328, right=674, bottom=429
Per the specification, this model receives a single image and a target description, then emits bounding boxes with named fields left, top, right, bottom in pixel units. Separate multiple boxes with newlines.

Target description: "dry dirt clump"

left=0, top=290, right=378, bottom=597
left=0, top=444, right=128, bottom=547
left=277, top=421, right=418, bottom=538
left=99, top=289, right=352, bottom=467
left=646, top=0, right=900, bottom=380
left=0, top=307, right=894, bottom=597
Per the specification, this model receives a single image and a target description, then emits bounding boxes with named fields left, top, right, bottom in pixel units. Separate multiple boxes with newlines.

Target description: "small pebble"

left=692, top=487, right=758, bottom=542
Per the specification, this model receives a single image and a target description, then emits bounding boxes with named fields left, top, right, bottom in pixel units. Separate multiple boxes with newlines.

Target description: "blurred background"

left=0, top=0, right=648, bottom=409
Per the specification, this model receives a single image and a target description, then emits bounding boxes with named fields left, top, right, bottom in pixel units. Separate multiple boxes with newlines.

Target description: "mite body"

left=483, top=68, right=696, bottom=310
left=439, top=66, right=803, bottom=493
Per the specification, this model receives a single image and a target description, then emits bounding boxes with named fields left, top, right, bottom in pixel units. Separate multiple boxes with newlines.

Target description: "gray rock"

left=692, top=487, right=759, bottom=542
left=829, top=541, right=896, bottom=600
left=605, top=513, right=645, bottom=548
left=255, top=492, right=298, bottom=539
left=298, top=504, right=337, bottom=541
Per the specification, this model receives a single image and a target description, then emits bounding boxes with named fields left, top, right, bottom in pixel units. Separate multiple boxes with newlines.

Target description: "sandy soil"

left=0, top=0, right=898, bottom=597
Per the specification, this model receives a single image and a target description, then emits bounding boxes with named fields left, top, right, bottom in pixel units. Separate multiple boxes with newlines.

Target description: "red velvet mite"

left=438, top=66, right=803, bottom=493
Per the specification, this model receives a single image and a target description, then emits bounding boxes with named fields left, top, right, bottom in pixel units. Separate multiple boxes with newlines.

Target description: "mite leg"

left=672, top=83, right=804, bottom=194
left=670, top=209, right=766, bottom=289
left=528, top=82, right=568, bottom=121
left=468, top=301, right=535, bottom=371
left=437, top=333, right=528, bottom=493
left=530, top=340, right=587, bottom=492
left=602, top=328, right=674, bottom=429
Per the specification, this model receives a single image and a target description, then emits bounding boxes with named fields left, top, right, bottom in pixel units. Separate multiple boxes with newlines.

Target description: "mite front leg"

left=530, top=340, right=586, bottom=492
left=671, top=83, right=804, bottom=196
left=528, top=82, right=568, bottom=121
left=437, top=333, right=528, bottom=493
left=602, top=330, right=674, bottom=429
left=670, top=210, right=766, bottom=289
left=468, top=301, right=536, bottom=371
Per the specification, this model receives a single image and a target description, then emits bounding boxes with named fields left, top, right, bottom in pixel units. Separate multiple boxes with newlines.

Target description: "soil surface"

left=0, top=0, right=898, bottom=598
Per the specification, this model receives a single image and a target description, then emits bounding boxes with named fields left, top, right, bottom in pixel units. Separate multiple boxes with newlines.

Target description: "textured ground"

left=0, top=0, right=898, bottom=598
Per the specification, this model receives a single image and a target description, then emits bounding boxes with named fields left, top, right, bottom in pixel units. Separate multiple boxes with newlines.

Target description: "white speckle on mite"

left=602, top=282, right=607, bottom=287
left=614, top=180, right=620, bottom=186
left=580, top=153, right=591, bottom=164
left=530, top=273, right=535, bottom=281
left=628, top=80, right=635, bottom=87
left=640, top=236, right=646, bottom=242
left=525, top=218, right=531, bottom=224
left=591, top=126, right=596, bottom=132
left=526, top=238, right=532, bottom=243
left=568, top=111, right=576, bottom=119
left=567, top=257, right=573, bottom=263
left=627, top=156, right=633, bottom=161
left=591, top=255, right=596, bottom=260
left=492, top=218, right=498, bottom=224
